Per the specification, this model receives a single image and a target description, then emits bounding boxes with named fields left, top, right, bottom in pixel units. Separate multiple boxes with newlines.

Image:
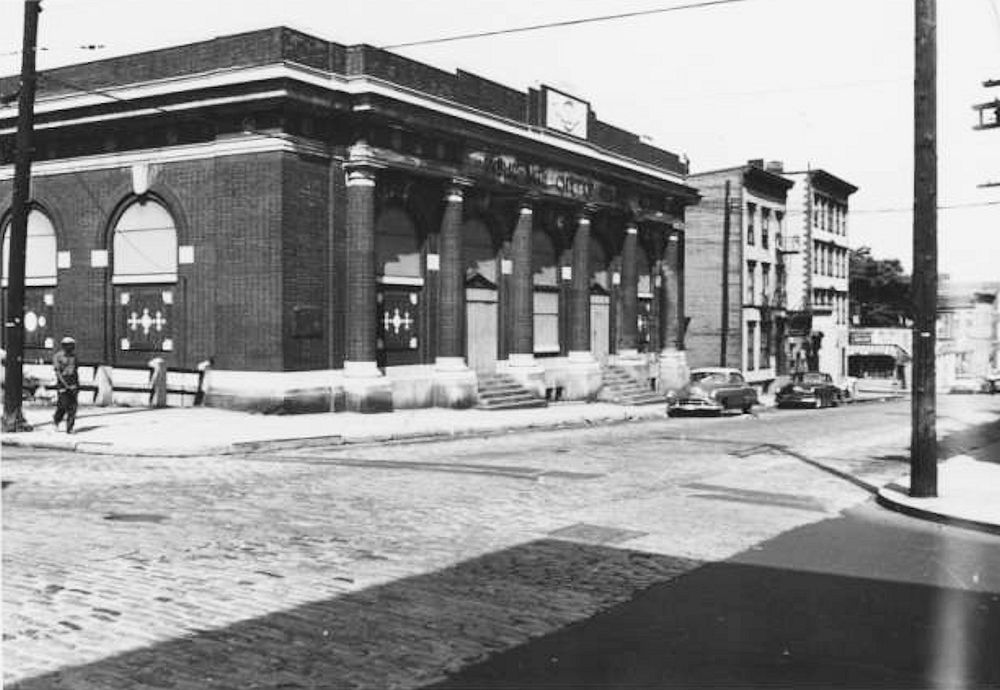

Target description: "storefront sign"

left=465, top=150, right=617, bottom=204
left=787, top=311, right=812, bottom=337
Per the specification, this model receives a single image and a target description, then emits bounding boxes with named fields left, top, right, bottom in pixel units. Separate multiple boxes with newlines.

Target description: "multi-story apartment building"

left=685, top=160, right=795, bottom=391
left=936, top=282, right=1000, bottom=387
left=783, top=169, right=858, bottom=379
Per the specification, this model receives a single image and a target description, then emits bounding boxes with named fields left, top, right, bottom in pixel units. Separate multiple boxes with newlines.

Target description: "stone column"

left=510, top=201, right=534, bottom=358
left=568, top=211, right=592, bottom=358
left=433, top=181, right=476, bottom=408
left=437, top=182, right=465, bottom=362
left=343, top=161, right=392, bottom=412
left=563, top=209, right=601, bottom=400
left=619, top=222, right=640, bottom=356
left=502, top=200, right=545, bottom=397
left=658, top=227, right=689, bottom=393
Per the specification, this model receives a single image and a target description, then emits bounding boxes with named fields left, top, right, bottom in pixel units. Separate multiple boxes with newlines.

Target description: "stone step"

left=599, top=364, right=665, bottom=406
left=476, top=373, right=546, bottom=411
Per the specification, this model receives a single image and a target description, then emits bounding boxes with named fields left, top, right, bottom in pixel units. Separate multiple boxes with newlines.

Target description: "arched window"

left=462, top=219, right=496, bottom=285
left=2, top=209, right=57, bottom=287
left=376, top=208, right=421, bottom=279
left=112, top=199, right=178, bottom=283
left=589, top=237, right=609, bottom=292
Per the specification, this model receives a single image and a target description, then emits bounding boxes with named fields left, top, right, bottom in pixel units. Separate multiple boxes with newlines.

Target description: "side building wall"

left=684, top=171, right=743, bottom=370
left=0, top=149, right=305, bottom=372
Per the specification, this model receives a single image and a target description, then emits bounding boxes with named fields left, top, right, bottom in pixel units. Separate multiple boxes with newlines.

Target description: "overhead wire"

left=381, top=0, right=768, bottom=49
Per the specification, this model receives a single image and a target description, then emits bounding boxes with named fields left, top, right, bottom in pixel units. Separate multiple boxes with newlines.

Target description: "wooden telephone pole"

left=2, top=0, right=41, bottom=433
left=720, top=179, right=731, bottom=367
left=910, top=0, right=937, bottom=497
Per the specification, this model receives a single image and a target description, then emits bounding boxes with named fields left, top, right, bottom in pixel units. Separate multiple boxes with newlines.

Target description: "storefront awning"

left=847, top=343, right=911, bottom=363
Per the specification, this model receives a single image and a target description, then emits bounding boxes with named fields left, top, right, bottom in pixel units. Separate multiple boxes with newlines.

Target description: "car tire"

left=741, top=403, right=752, bottom=414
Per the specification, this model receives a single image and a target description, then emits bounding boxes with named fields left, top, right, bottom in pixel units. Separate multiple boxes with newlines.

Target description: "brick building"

left=783, top=168, right=857, bottom=379
left=684, top=160, right=795, bottom=391
left=1, top=27, right=698, bottom=412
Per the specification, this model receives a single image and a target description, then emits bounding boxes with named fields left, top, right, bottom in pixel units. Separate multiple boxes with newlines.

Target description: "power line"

left=381, top=0, right=767, bottom=50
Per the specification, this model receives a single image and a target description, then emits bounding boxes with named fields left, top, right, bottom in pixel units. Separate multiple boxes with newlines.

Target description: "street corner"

left=876, top=456, right=1000, bottom=536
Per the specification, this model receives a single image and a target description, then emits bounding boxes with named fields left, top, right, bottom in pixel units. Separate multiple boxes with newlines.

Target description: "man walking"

left=53, top=336, right=79, bottom=434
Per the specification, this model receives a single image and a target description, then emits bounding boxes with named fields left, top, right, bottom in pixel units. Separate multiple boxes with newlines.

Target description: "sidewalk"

left=877, top=451, right=1000, bottom=536
left=1, top=400, right=670, bottom=457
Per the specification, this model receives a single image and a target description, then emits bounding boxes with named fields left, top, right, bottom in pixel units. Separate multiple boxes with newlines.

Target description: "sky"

left=1, top=0, right=998, bottom=282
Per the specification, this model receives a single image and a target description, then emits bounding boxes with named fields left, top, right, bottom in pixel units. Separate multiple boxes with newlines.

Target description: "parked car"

left=987, top=373, right=1000, bottom=394
left=949, top=375, right=991, bottom=394
left=775, top=372, right=843, bottom=408
left=667, top=367, right=758, bottom=416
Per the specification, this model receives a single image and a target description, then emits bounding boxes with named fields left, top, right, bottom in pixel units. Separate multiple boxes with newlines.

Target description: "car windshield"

left=795, top=373, right=829, bottom=384
left=691, top=372, right=728, bottom=385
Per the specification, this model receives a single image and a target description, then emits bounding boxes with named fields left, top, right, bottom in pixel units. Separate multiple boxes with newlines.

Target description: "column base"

left=343, top=361, right=393, bottom=413
left=656, top=349, right=690, bottom=394
left=433, top=357, right=477, bottom=409
left=562, top=351, right=602, bottom=401
left=501, top=353, right=546, bottom=398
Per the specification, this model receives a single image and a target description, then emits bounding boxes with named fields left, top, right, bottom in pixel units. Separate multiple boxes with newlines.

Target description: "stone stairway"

left=476, top=373, right=547, bottom=410
left=598, top=364, right=666, bottom=406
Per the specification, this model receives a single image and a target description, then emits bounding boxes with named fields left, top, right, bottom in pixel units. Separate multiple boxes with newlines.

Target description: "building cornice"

left=1, top=61, right=689, bottom=189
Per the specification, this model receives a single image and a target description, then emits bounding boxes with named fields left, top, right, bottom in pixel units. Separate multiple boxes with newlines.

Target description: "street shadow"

left=427, top=539, right=1000, bottom=689
left=6, top=539, right=700, bottom=690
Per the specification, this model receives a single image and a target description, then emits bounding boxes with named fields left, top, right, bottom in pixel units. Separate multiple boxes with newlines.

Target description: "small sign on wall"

left=91, top=249, right=108, bottom=268
left=178, top=245, right=195, bottom=265
left=57, top=251, right=71, bottom=269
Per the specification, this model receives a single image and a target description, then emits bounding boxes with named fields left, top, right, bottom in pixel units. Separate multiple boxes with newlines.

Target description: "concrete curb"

left=875, top=487, right=1000, bottom=537
left=2, top=407, right=669, bottom=457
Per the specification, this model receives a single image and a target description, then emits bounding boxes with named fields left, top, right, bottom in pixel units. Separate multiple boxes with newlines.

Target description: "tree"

left=849, top=247, right=912, bottom=327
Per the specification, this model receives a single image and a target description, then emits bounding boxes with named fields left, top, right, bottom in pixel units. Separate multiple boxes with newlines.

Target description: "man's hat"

left=60, top=336, right=75, bottom=345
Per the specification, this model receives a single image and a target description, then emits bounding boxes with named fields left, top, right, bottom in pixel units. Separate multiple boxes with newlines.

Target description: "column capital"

left=626, top=223, right=639, bottom=235
left=445, top=177, right=473, bottom=202
left=346, top=167, right=377, bottom=187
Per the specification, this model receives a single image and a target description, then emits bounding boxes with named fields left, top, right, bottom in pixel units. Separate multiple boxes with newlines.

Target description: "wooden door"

left=466, top=287, right=498, bottom=374
left=590, top=294, right=610, bottom=363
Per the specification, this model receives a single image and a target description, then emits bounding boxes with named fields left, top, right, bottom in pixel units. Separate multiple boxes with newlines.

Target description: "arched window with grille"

left=111, top=199, right=178, bottom=356
left=2, top=209, right=58, bottom=352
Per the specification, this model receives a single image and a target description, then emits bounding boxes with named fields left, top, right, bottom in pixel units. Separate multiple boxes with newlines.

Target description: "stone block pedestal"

left=562, top=351, right=603, bottom=401
left=501, top=353, right=547, bottom=398
left=656, top=348, right=690, bottom=394
left=432, top=357, right=477, bottom=409
left=343, top=361, right=393, bottom=413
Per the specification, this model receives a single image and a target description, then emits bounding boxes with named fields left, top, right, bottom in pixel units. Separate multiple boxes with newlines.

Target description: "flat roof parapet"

left=0, top=26, right=687, bottom=176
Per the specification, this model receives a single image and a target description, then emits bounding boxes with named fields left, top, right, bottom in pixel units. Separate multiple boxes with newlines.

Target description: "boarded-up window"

left=533, top=291, right=560, bottom=354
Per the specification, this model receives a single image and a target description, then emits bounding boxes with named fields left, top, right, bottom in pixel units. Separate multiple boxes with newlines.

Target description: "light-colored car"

left=949, top=375, right=991, bottom=394
left=667, top=367, right=758, bottom=416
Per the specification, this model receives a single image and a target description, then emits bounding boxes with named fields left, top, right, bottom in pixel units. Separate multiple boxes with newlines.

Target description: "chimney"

left=747, top=158, right=764, bottom=169
left=765, top=160, right=784, bottom=173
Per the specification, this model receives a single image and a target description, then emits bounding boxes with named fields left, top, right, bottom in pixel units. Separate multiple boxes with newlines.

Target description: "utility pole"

left=910, top=0, right=937, bottom=497
left=720, top=179, right=730, bottom=367
left=2, top=0, right=42, bottom=433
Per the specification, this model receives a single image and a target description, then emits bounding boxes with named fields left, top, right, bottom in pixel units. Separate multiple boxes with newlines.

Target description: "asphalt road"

left=4, top=395, right=999, bottom=689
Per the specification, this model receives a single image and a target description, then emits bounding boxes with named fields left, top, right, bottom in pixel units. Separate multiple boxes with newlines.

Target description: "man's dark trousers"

left=54, top=388, right=78, bottom=432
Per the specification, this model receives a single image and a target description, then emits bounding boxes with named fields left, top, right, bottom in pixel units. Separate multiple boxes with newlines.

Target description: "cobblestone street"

left=4, top=396, right=999, bottom=688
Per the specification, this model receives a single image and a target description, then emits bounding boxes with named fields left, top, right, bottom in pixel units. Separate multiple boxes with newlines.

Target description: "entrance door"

left=466, top=287, right=498, bottom=374
left=590, top=293, right=610, bottom=363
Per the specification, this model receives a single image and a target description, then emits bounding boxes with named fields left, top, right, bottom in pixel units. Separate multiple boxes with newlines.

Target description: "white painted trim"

left=112, top=274, right=177, bottom=285
left=5, top=61, right=686, bottom=185
left=377, top=275, right=424, bottom=287
left=0, top=90, right=289, bottom=135
left=0, top=135, right=329, bottom=181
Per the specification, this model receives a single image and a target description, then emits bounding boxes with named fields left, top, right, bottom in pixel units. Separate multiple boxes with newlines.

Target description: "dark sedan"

left=775, top=372, right=842, bottom=409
